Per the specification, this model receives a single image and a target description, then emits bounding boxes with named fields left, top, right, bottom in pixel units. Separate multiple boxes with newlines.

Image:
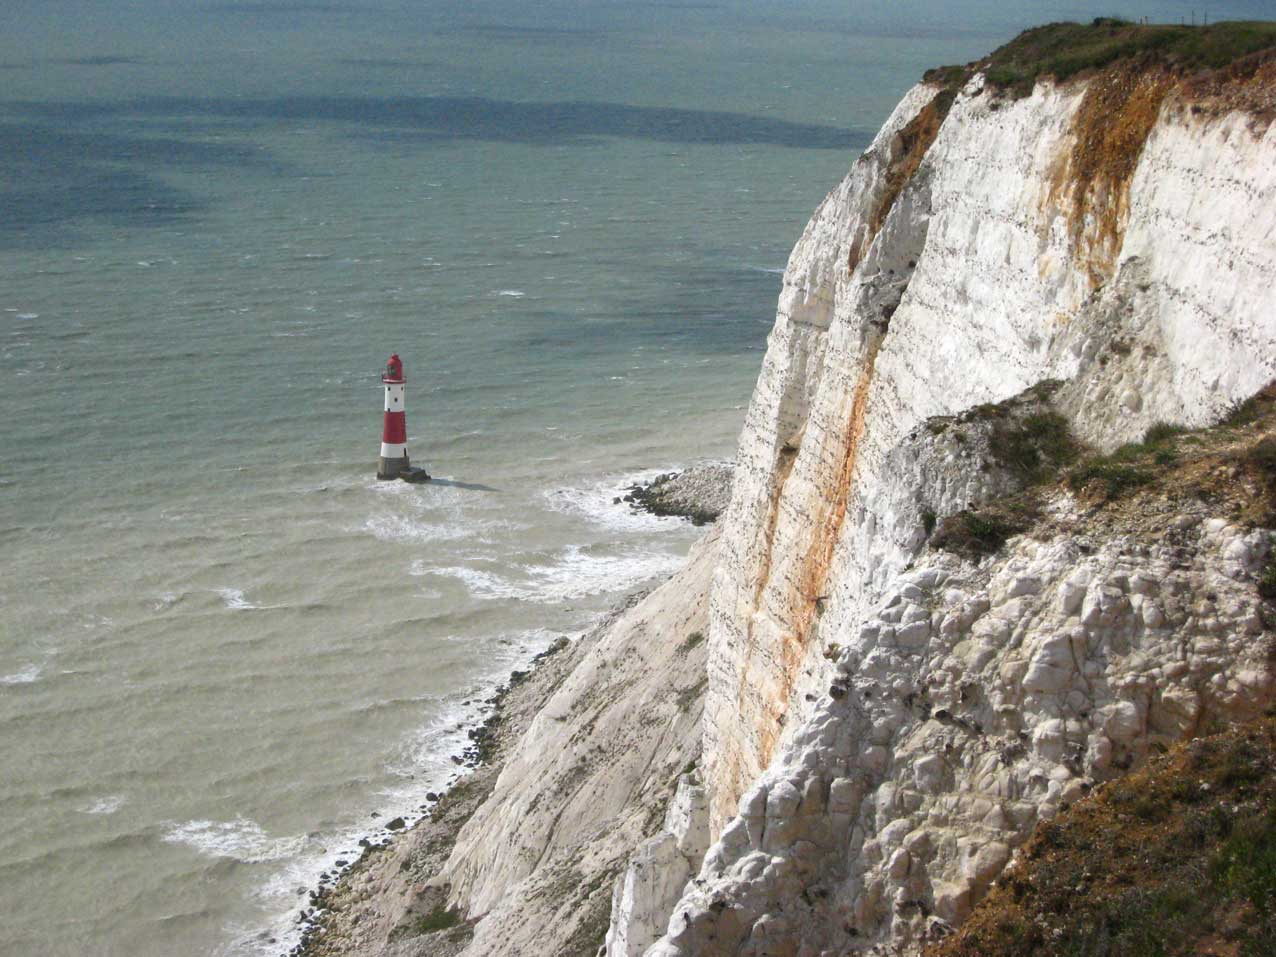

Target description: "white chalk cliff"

left=646, top=62, right=1276, bottom=957
left=304, top=44, right=1276, bottom=957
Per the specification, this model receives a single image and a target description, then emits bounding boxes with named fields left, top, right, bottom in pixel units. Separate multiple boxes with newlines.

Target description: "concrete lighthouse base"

left=377, top=456, right=431, bottom=483
left=377, top=454, right=409, bottom=480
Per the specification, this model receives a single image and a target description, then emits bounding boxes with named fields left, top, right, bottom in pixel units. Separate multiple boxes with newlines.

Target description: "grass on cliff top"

left=1065, top=385, right=1276, bottom=523
left=927, top=717, right=1276, bottom=957
left=925, top=18, right=1276, bottom=96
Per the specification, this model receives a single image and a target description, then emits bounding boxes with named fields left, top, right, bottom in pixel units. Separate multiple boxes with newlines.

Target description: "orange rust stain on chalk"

left=850, top=88, right=954, bottom=275
left=727, top=439, right=802, bottom=822
left=755, top=337, right=884, bottom=772
left=1046, top=65, right=1172, bottom=287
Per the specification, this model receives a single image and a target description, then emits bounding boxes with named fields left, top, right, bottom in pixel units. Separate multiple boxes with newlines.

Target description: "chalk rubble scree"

left=300, top=48, right=1276, bottom=957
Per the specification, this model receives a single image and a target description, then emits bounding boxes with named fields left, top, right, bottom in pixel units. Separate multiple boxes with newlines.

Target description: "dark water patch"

left=428, top=478, right=500, bottom=492
left=53, top=56, right=143, bottom=67
left=1, top=123, right=266, bottom=169
left=205, top=2, right=363, bottom=13
left=0, top=123, right=277, bottom=248
left=488, top=263, right=780, bottom=361
left=455, top=24, right=605, bottom=41
left=337, top=57, right=433, bottom=69
left=755, top=15, right=1003, bottom=41
left=150, top=905, right=221, bottom=929
left=11, top=95, right=867, bottom=150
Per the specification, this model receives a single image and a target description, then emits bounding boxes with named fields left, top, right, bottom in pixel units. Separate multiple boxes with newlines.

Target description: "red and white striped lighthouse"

left=377, top=354, right=429, bottom=482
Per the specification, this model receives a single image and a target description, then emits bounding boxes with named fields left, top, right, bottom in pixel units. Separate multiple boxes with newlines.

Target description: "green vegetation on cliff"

left=932, top=382, right=1276, bottom=560
left=925, top=18, right=1276, bottom=96
left=929, top=718, right=1276, bottom=957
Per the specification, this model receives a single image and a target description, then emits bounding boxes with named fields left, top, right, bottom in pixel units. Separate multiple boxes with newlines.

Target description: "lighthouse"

left=377, top=354, right=430, bottom=482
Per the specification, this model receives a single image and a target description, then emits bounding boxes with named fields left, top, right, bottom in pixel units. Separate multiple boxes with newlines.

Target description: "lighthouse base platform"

left=377, top=456, right=431, bottom=483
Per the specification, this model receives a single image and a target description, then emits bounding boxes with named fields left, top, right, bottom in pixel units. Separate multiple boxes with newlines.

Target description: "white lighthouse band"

left=384, top=383, right=405, bottom=410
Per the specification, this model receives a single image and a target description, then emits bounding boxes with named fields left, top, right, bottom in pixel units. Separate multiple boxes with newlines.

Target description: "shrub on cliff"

left=928, top=719, right=1276, bottom=957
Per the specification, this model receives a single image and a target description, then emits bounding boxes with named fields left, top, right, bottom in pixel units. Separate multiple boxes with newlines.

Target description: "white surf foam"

left=163, top=818, right=307, bottom=864
left=216, top=589, right=257, bottom=611
left=362, top=513, right=472, bottom=545
left=80, top=795, right=127, bottom=815
left=544, top=468, right=687, bottom=534
left=495, top=289, right=525, bottom=298
left=434, top=543, right=683, bottom=603
left=0, top=664, right=42, bottom=685
left=152, top=592, right=179, bottom=612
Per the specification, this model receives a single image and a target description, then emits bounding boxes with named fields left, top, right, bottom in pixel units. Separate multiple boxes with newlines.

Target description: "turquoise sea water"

left=1, top=1, right=1269, bottom=954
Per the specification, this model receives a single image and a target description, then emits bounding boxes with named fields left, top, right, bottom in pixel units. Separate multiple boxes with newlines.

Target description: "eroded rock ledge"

left=625, top=464, right=735, bottom=526
left=649, top=403, right=1276, bottom=955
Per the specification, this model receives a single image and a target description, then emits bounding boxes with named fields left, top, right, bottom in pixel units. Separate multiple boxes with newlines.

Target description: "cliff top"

left=925, top=18, right=1276, bottom=97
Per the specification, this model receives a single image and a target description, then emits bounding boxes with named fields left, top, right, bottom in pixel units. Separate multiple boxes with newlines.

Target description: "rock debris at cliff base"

left=623, top=463, right=735, bottom=526
left=294, top=595, right=644, bottom=957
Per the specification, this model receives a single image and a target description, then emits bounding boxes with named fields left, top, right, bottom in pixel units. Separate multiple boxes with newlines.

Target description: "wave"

left=162, top=817, right=307, bottom=865
left=0, top=664, right=42, bottom=685
left=434, top=543, right=683, bottom=603
left=216, top=589, right=257, bottom=611
left=79, top=795, right=127, bottom=815
left=152, top=592, right=179, bottom=611
left=361, top=513, right=473, bottom=545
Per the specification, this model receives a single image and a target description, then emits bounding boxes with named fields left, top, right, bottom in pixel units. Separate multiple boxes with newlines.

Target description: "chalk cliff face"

left=647, top=64, right=1276, bottom=957
left=704, top=72, right=1276, bottom=840
left=301, top=44, right=1276, bottom=957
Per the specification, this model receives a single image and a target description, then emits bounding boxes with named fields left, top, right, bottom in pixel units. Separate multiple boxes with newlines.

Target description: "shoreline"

left=288, top=586, right=657, bottom=957
left=281, top=466, right=732, bottom=956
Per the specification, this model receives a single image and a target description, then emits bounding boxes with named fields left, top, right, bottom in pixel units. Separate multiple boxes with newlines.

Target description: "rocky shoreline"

left=286, top=467, right=735, bottom=956
left=621, top=462, right=733, bottom=525
left=291, top=585, right=656, bottom=956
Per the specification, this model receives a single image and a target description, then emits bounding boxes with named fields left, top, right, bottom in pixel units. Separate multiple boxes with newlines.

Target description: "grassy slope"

left=931, top=383, right=1276, bottom=560
left=928, top=719, right=1276, bottom=957
left=925, top=384, right=1276, bottom=955
left=924, top=18, right=1276, bottom=96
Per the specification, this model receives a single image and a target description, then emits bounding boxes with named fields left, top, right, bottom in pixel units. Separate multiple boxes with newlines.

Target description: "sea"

left=1, top=1, right=1268, bottom=954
